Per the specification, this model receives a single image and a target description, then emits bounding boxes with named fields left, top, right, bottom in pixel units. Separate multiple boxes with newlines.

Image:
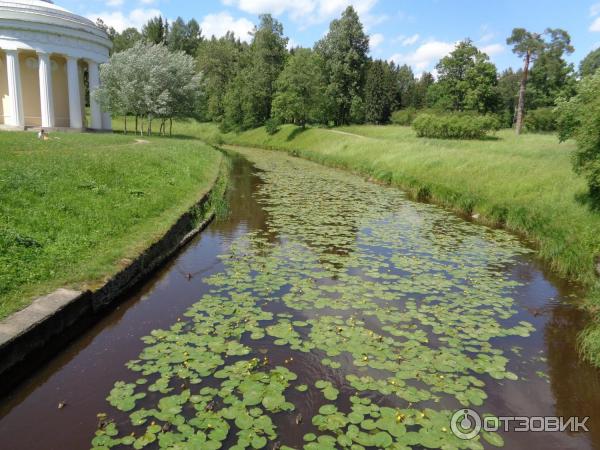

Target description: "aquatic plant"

left=93, top=147, right=536, bottom=449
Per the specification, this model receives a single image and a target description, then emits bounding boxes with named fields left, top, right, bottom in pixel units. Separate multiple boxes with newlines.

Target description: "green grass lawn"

left=191, top=122, right=600, bottom=365
left=0, top=130, right=222, bottom=319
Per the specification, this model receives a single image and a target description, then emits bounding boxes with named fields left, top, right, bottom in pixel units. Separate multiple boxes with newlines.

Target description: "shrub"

left=412, top=113, right=499, bottom=139
left=524, top=107, right=557, bottom=132
left=265, top=118, right=281, bottom=135
left=391, top=107, right=417, bottom=126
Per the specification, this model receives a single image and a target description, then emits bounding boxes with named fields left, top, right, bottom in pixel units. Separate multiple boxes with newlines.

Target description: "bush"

left=391, top=107, right=417, bottom=126
left=265, top=118, right=281, bottom=135
left=412, top=113, right=499, bottom=139
left=524, top=107, right=557, bottom=132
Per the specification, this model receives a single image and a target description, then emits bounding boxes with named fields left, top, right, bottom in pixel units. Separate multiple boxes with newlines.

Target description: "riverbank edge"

left=216, top=140, right=600, bottom=368
left=0, top=153, right=230, bottom=391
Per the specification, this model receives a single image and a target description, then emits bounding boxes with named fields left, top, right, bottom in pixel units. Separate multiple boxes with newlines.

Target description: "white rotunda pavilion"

left=0, top=0, right=112, bottom=130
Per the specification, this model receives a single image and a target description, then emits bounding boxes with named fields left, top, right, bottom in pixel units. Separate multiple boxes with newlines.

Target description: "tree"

left=249, top=14, right=288, bottom=122
left=528, top=29, right=575, bottom=108
left=396, top=64, right=416, bottom=109
left=497, top=68, right=521, bottom=127
left=556, top=70, right=600, bottom=202
left=579, top=47, right=600, bottom=77
left=507, top=28, right=545, bottom=134
left=272, top=49, right=328, bottom=126
left=434, top=40, right=499, bottom=113
left=112, top=28, right=142, bottom=53
left=168, top=17, right=202, bottom=55
left=315, top=6, right=369, bottom=125
left=143, top=16, right=168, bottom=45
left=95, top=42, right=201, bottom=135
left=364, top=60, right=398, bottom=123
left=197, top=33, right=247, bottom=122
left=414, top=72, right=434, bottom=108
left=221, top=15, right=288, bottom=130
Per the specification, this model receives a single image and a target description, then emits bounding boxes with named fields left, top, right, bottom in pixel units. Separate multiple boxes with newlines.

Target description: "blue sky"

left=59, top=0, right=600, bottom=74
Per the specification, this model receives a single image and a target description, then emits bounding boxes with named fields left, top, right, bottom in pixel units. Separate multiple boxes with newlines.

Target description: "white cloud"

left=481, top=43, right=505, bottom=56
left=200, top=12, right=255, bottom=42
left=591, top=2, right=600, bottom=16
left=390, top=40, right=456, bottom=71
left=106, top=0, right=123, bottom=7
left=591, top=16, right=600, bottom=32
left=86, top=8, right=162, bottom=32
left=401, top=33, right=419, bottom=46
left=370, top=33, right=384, bottom=48
left=222, top=0, right=379, bottom=25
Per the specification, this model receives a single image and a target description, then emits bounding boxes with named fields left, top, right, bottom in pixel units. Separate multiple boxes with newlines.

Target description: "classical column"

left=101, top=112, right=112, bottom=131
left=87, top=59, right=102, bottom=129
left=5, top=50, right=24, bottom=127
left=37, top=52, right=55, bottom=128
left=66, top=56, right=82, bottom=129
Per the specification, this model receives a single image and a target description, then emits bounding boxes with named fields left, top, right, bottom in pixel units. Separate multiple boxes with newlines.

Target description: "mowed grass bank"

left=0, top=131, right=223, bottom=319
left=192, top=122, right=600, bottom=364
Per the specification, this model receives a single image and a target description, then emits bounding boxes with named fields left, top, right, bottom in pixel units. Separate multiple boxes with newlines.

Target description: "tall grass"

left=0, top=130, right=222, bottom=319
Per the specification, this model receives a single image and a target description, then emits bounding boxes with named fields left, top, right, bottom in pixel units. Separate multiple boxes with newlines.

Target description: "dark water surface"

left=0, top=149, right=599, bottom=450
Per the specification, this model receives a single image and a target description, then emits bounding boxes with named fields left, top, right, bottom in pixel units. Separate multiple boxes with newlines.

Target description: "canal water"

left=0, top=148, right=599, bottom=450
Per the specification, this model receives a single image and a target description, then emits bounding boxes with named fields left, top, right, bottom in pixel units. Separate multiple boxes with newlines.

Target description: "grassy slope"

left=0, top=130, right=222, bottom=319
left=192, top=122, right=600, bottom=364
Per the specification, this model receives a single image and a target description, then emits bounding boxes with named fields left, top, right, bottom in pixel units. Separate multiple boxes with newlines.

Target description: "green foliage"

left=349, top=95, right=366, bottom=124
left=364, top=60, right=399, bottom=124
left=391, top=107, right=417, bottom=126
left=524, top=107, right=557, bottom=132
left=415, top=72, right=435, bottom=109
left=96, top=42, right=202, bottom=133
left=432, top=40, right=499, bottom=113
left=580, top=47, right=600, bottom=77
left=142, top=16, right=168, bottom=45
left=197, top=33, right=247, bottom=122
left=556, top=70, right=600, bottom=199
left=272, top=49, right=328, bottom=126
left=222, top=15, right=288, bottom=130
left=528, top=29, right=576, bottom=108
left=111, top=27, right=142, bottom=53
left=315, top=6, right=369, bottom=125
left=167, top=17, right=202, bottom=55
left=413, top=113, right=499, bottom=139
left=496, top=68, right=520, bottom=127
left=0, top=130, right=222, bottom=318
left=265, top=118, right=280, bottom=135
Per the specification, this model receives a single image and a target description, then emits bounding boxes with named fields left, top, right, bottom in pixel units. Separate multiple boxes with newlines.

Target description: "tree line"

left=97, top=6, right=600, bottom=135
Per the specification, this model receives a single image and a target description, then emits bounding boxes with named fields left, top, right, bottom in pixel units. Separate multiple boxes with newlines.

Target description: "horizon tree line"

left=96, top=7, right=598, bottom=133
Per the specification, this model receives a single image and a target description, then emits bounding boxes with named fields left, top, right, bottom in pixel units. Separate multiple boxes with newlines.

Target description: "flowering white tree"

left=95, top=42, right=202, bottom=135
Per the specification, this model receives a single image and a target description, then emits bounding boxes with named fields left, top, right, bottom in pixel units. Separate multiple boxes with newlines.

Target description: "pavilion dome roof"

left=0, top=0, right=110, bottom=44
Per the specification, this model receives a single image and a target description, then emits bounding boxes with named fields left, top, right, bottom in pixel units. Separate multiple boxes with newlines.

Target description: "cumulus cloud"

left=222, top=0, right=379, bottom=25
left=390, top=40, right=455, bottom=72
left=86, top=8, right=162, bottom=32
left=401, top=33, right=419, bottom=46
left=200, top=12, right=255, bottom=42
left=370, top=33, right=384, bottom=48
left=591, top=17, right=600, bottom=32
left=591, top=2, right=600, bottom=16
left=481, top=43, right=505, bottom=56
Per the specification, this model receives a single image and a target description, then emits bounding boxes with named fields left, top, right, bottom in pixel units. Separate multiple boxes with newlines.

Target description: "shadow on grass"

left=286, top=126, right=308, bottom=142
left=575, top=190, right=600, bottom=212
